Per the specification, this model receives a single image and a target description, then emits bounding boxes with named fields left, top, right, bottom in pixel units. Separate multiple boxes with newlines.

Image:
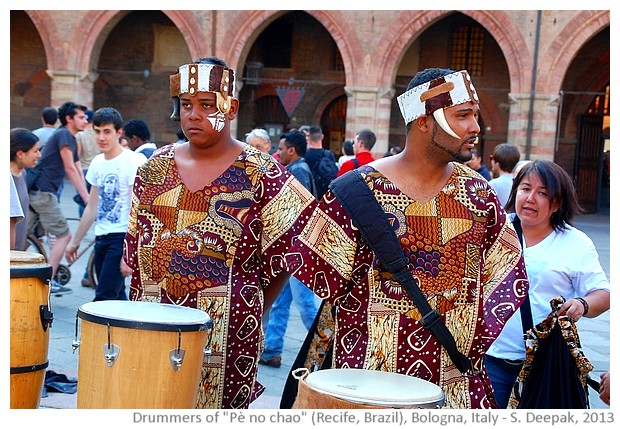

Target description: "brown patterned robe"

left=124, top=143, right=316, bottom=408
left=290, top=163, right=529, bottom=408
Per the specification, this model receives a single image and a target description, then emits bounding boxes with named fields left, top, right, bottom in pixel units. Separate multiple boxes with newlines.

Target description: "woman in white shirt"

left=485, top=160, right=610, bottom=408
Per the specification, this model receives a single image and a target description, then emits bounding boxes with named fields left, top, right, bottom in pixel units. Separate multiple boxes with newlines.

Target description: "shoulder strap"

left=353, top=158, right=359, bottom=168
left=329, top=170, right=472, bottom=374
left=512, top=216, right=533, bottom=333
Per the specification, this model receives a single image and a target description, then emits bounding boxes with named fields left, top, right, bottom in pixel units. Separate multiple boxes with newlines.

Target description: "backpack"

left=310, top=150, right=338, bottom=199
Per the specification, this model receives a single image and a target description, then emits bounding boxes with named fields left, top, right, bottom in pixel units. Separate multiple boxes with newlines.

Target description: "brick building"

left=10, top=10, right=610, bottom=211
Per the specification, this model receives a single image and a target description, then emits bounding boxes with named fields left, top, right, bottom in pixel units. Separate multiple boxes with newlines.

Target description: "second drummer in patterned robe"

left=123, top=56, right=316, bottom=409
left=288, top=68, right=529, bottom=408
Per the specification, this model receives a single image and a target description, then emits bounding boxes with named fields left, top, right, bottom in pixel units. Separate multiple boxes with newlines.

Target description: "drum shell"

left=76, top=301, right=211, bottom=409
left=10, top=250, right=53, bottom=409
left=292, top=368, right=445, bottom=409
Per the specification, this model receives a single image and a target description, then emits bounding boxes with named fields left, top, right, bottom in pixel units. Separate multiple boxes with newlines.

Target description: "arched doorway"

left=554, top=27, right=610, bottom=213
left=573, top=84, right=610, bottom=213
left=321, top=95, right=347, bottom=156
left=93, top=11, right=191, bottom=144
left=10, top=11, right=51, bottom=129
left=389, top=12, right=510, bottom=171
left=237, top=11, right=346, bottom=154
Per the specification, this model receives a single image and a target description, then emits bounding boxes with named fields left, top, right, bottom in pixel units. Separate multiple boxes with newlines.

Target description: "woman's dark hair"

left=10, top=128, right=39, bottom=162
left=505, top=159, right=583, bottom=232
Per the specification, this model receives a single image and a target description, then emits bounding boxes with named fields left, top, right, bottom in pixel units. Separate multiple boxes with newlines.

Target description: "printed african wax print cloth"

left=508, top=296, right=594, bottom=409
left=289, top=163, right=529, bottom=408
left=124, top=143, right=316, bottom=408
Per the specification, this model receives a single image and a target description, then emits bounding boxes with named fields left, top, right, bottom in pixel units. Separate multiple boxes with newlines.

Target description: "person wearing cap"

left=123, top=56, right=316, bottom=409
left=287, top=68, right=528, bottom=408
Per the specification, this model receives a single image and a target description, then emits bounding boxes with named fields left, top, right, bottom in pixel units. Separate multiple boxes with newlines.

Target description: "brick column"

left=507, top=93, right=560, bottom=160
left=344, top=85, right=395, bottom=156
left=47, top=70, right=97, bottom=109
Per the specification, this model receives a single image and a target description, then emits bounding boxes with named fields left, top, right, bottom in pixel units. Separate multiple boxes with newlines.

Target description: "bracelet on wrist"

left=575, top=297, right=589, bottom=316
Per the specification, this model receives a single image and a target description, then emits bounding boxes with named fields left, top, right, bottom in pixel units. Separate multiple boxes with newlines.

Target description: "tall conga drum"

left=76, top=301, right=212, bottom=408
left=10, top=250, right=54, bottom=409
left=292, top=368, right=445, bottom=409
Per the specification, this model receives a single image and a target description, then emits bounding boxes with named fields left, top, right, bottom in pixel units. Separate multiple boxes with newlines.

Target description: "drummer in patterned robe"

left=123, top=56, right=316, bottom=409
left=288, top=69, right=529, bottom=408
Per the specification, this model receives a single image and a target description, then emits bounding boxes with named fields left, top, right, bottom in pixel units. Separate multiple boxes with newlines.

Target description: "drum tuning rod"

left=72, top=313, right=80, bottom=353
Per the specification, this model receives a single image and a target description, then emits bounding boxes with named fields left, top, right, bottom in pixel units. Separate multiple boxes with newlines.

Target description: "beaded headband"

left=397, top=70, right=478, bottom=126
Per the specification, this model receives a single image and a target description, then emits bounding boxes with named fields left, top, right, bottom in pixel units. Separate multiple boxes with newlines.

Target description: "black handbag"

left=510, top=296, right=594, bottom=409
left=509, top=216, right=595, bottom=409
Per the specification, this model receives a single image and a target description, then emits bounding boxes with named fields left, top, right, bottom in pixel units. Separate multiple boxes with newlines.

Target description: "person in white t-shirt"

left=485, top=159, right=610, bottom=408
left=65, top=107, right=147, bottom=301
left=488, top=143, right=520, bottom=207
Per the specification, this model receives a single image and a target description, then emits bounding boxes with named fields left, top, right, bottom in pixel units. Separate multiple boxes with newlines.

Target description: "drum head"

left=304, top=368, right=444, bottom=407
left=78, top=301, right=212, bottom=332
left=10, top=250, right=46, bottom=266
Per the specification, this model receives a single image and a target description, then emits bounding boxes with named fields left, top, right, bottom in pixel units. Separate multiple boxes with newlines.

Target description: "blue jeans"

left=484, top=354, right=524, bottom=408
left=262, top=276, right=318, bottom=360
left=93, top=232, right=127, bottom=301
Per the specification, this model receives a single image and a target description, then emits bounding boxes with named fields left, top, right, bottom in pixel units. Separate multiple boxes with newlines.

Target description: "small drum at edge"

left=76, top=300, right=212, bottom=409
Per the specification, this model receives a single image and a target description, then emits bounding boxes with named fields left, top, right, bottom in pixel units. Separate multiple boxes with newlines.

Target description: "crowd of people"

left=10, top=56, right=610, bottom=409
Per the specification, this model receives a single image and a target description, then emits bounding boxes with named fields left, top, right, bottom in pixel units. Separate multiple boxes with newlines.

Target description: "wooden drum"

left=10, top=250, right=54, bottom=409
left=292, top=368, right=445, bottom=409
left=76, top=301, right=212, bottom=409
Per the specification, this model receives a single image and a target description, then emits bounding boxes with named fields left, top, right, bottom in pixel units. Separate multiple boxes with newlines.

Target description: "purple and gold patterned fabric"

left=124, top=143, right=316, bottom=408
left=290, top=163, right=529, bottom=408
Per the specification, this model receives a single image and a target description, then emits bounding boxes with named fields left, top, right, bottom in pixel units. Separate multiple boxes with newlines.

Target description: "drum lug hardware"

left=103, top=323, right=120, bottom=367
left=103, top=344, right=120, bottom=367
left=72, top=339, right=80, bottom=353
left=39, top=304, right=53, bottom=331
left=169, top=349, right=186, bottom=371
left=204, top=346, right=212, bottom=364
left=169, top=329, right=186, bottom=371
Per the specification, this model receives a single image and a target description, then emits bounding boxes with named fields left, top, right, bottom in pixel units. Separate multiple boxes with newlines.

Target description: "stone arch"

left=312, top=87, right=348, bottom=125
left=159, top=11, right=209, bottom=60
left=369, top=10, right=530, bottom=92
left=536, top=10, right=610, bottom=94
left=220, top=10, right=361, bottom=85
left=26, top=10, right=204, bottom=78
left=23, top=11, right=55, bottom=71
left=26, top=10, right=122, bottom=75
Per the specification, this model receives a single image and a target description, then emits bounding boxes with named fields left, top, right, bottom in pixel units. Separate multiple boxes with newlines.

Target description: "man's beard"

left=430, top=122, right=473, bottom=163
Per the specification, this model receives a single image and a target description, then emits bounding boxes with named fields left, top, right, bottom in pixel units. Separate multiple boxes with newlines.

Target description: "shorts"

left=28, top=190, right=70, bottom=238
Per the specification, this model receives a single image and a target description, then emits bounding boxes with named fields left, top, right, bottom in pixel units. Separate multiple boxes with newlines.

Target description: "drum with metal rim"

left=76, top=300, right=212, bottom=409
left=292, top=368, right=445, bottom=409
left=10, top=250, right=54, bottom=409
